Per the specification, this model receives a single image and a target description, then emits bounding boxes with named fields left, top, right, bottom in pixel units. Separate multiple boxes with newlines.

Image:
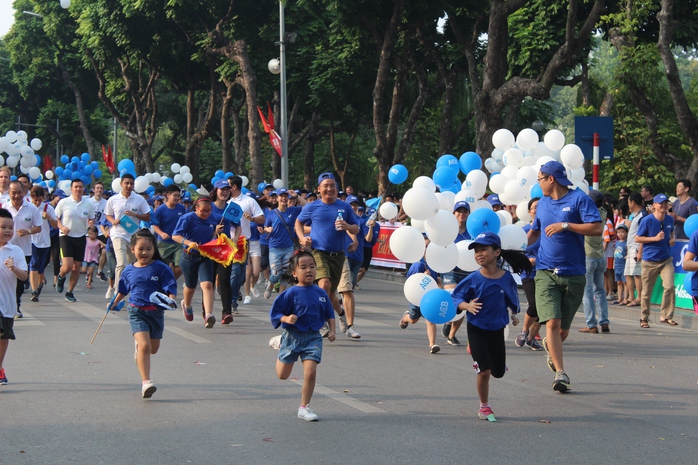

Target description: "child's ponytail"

left=499, top=249, right=533, bottom=275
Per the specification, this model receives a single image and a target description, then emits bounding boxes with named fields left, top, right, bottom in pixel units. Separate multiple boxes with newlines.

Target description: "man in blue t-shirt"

left=527, top=161, right=602, bottom=393
left=152, top=185, right=186, bottom=279
left=635, top=193, right=676, bottom=327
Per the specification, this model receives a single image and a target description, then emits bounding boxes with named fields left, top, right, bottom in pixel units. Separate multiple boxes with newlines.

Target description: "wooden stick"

left=90, top=309, right=110, bottom=344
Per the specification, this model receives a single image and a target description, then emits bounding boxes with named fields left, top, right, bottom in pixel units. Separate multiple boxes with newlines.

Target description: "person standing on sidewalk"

left=623, top=193, right=647, bottom=307
left=670, top=179, right=697, bottom=240
left=635, top=193, right=676, bottom=328
left=527, top=161, right=601, bottom=393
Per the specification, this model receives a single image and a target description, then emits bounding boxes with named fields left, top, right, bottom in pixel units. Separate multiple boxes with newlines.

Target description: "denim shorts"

left=408, top=304, right=423, bottom=320
left=614, top=270, right=626, bottom=282
left=181, top=252, right=215, bottom=288
left=278, top=327, right=323, bottom=364
left=128, top=304, right=165, bottom=339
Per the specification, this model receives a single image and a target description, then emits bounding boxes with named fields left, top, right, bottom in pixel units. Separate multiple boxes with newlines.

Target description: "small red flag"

left=267, top=102, right=275, bottom=131
left=106, top=146, right=116, bottom=174
left=43, top=155, right=53, bottom=172
left=257, top=106, right=271, bottom=133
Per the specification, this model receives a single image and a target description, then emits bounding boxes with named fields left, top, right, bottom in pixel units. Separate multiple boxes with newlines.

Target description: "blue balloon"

left=90, top=161, right=99, bottom=169
left=63, top=169, right=72, bottom=179
left=78, top=162, right=86, bottom=170
left=225, top=172, right=234, bottom=179
left=432, top=166, right=458, bottom=190
left=81, top=153, right=91, bottom=163
left=48, top=180, right=56, bottom=188
left=71, top=156, right=80, bottom=164
left=146, top=185, right=155, bottom=194
left=459, top=151, right=482, bottom=175
left=55, top=166, right=64, bottom=176
left=215, top=170, right=225, bottom=179
left=83, top=165, right=94, bottom=175
left=684, top=215, right=698, bottom=239
left=117, top=159, right=135, bottom=173
left=241, top=187, right=249, bottom=195
left=81, top=175, right=91, bottom=186
left=419, top=289, right=457, bottom=324
left=436, top=154, right=460, bottom=174
left=211, top=177, right=221, bottom=186
left=71, top=171, right=81, bottom=180
left=34, top=154, right=41, bottom=166
left=529, top=183, right=543, bottom=199
left=60, top=155, right=69, bottom=165
left=466, top=208, right=501, bottom=238
left=10, top=176, right=16, bottom=181
left=188, top=183, right=197, bottom=191
left=443, top=180, right=461, bottom=194
left=162, top=178, right=174, bottom=187
left=93, top=169, right=102, bottom=179
left=39, top=181, right=46, bottom=187
left=388, top=164, right=408, bottom=184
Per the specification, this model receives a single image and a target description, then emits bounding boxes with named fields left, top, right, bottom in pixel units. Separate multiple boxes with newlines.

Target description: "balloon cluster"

left=108, top=163, right=199, bottom=197
left=51, top=152, right=104, bottom=193
left=0, top=130, right=58, bottom=190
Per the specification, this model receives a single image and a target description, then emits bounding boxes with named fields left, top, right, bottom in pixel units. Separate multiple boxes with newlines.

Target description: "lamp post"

left=268, top=3, right=289, bottom=189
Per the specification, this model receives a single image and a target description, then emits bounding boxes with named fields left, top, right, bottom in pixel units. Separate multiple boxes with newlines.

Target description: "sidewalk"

left=366, top=267, right=698, bottom=330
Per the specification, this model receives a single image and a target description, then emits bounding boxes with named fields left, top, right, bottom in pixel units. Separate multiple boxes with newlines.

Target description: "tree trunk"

left=184, top=62, right=218, bottom=185
left=304, top=114, right=317, bottom=191
left=221, top=78, right=235, bottom=173
left=57, top=54, right=95, bottom=157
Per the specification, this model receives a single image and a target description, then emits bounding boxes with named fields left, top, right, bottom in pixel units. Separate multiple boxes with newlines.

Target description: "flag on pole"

left=257, top=104, right=283, bottom=158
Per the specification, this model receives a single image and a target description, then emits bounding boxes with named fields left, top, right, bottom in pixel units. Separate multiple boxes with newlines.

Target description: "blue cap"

left=275, top=188, right=288, bottom=196
left=264, top=184, right=274, bottom=190
left=245, top=191, right=258, bottom=199
left=358, top=206, right=365, bottom=211
left=305, top=192, right=317, bottom=199
left=346, top=195, right=359, bottom=204
left=214, top=179, right=231, bottom=190
left=53, top=189, right=67, bottom=198
left=468, top=231, right=501, bottom=250
left=654, top=193, right=669, bottom=204
left=152, top=195, right=163, bottom=201
left=540, top=161, right=573, bottom=187
left=453, top=200, right=471, bottom=212
left=317, top=172, right=335, bottom=185
left=487, top=194, right=502, bottom=207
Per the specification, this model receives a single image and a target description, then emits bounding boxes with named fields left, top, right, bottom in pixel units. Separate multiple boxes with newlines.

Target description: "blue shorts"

left=29, top=245, right=51, bottom=272
left=278, top=327, right=323, bottom=364
left=408, top=304, right=423, bottom=320
left=614, top=270, right=626, bottom=282
left=128, top=304, right=165, bottom=339
left=181, top=252, right=215, bottom=288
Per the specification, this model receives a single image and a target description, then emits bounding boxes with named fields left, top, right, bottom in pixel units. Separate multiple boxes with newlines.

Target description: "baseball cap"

left=214, top=179, right=231, bottom=190
left=616, top=223, right=628, bottom=231
left=468, top=231, right=501, bottom=250
left=588, top=189, right=604, bottom=206
left=540, top=161, right=573, bottom=187
left=152, top=195, right=163, bottom=201
left=358, top=206, right=365, bottom=212
left=317, top=172, right=335, bottom=185
left=487, top=194, right=503, bottom=207
left=346, top=195, right=359, bottom=204
left=53, top=189, right=67, bottom=199
left=275, top=188, right=288, bottom=196
left=245, top=191, right=258, bottom=199
left=653, top=193, right=669, bottom=203
left=453, top=200, right=471, bottom=212
left=305, top=192, right=317, bottom=200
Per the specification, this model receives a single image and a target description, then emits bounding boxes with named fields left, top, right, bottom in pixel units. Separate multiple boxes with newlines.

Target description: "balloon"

left=432, top=166, right=458, bottom=190
left=81, top=175, right=91, bottom=187
left=71, top=171, right=81, bottom=180
left=225, top=172, right=233, bottom=179
left=456, top=240, right=479, bottom=272
left=516, top=128, right=539, bottom=151
left=516, top=166, right=537, bottom=188
left=388, top=164, right=408, bottom=184
left=134, top=176, right=149, bottom=193
left=171, top=163, right=181, bottom=173
left=30, top=138, right=42, bottom=151
left=112, top=178, right=122, bottom=193
left=240, top=175, right=248, bottom=187
left=411, top=219, right=426, bottom=232
left=467, top=208, right=501, bottom=238
left=379, top=202, right=398, bottom=220
left=5, top=131, right=17, bottom=143
left=569, top=167, right=585, bottom=183
left=93, top=169, right=102, bottom=179
left=273, top=179, right=284, bottom=189
left=497, top=210, right=513, bottom=227
left=162, top=177, right=173, bottom=187
left=48, top=180, right=56, bottom=188
left=504, top=179, right=527, bottom=204
left=60, top=0, right=71, bottom=8
left=60, top=154, right=69, bottom=165
left=117, top=159, right=135, bottom=173
left=472, top=199, right=493, bottom=211
left=684, top=215, right=698, bottom=239
left=544, top=129, right=566, bottom=151
left=179, top=165, right=191, bottom=175
left=464, top=170, right=487, bottom=198
left=174, top=174, right=183, bottom=184
left=492, top=129, right=515, bottom=151
left=436, top=191, right=456, bottom=212
left=211, top=177, right=222, bottom=187
left=426, top=242, right=459, bottom=273
left=442, top=180, right=461, bottom=195
left=402, top=187, right=440, bottom=221
left=6, top=157, right=18, bottom=168
left=413, top=176, right=436, bottom=192
left=534, top=141, right=558, bottom=160
left=534, top=155, right=556, bottom=171
left=404, top=273, right=439, bottom=307
left=16, top=131, right=27, bottom=143
left=28, top=167, right=41, bottom=179
left=146, top=186, right=156, bottom=195
left=215, top=170, right=225, bottom=179
left=91, top=161, right=99, bottom=169
left=419, top=289, right=457, bottom=324
left=436, top=154, right=460, bottom=174
left=499, top=224, right=527, bottom=251
left=516, top=201, right=532, bottom=223
left=425, top=210, right=459, bottom=247
left=459, top=151, right=482, bottom=175
left=182, top=172, right=193, bottom=183
left=560, top=144, right=584, bottom=170
left=81, top=153, right=91, bottom=163
left=489, top=174, right=509, bottom=195
left=83, top=165, right=94, bottom=176
left=529, top=183, right=543, bottom=199
left=45, top=170, right=53, bottom=179
left=502, top=148, right=523, bottom=167
left=34, top=154, right=41, bottom=166
left=389, top=226, right=426, bottom=263
left=55, top=166, right=64, bottom=176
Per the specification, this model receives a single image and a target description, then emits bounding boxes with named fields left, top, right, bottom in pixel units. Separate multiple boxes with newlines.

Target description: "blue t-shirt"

left=118, top=260, right=178, bottom=307
left=269, top=285, right=335, bottom=332
left=637, top=214, right=674, bottom=262
left=521, top=224, right=539, bottom=280
left=265, top=206, right=302, bottom=249
left=687, top=231, right=698, bottom=295
left=258, top=208, right=271, bottom=246
left=614, top=240, right=627, bottom=273
left=152, top=203, right=186, bottom=243
left=296, top=199, right=358, bottom=253
left=406, top=259, right=437, bottom=280
left=172, top=211, right=232, bottom=246
left=451, top=269, right=520, bottom=331
left=532, top=189, right=601, bottom=275
left=347, top=216, right=367, bottom=262
left=364, top=221, right=380, bottom=248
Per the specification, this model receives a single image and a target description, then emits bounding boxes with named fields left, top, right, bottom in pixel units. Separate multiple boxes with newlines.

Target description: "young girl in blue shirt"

left=109, top=229, right=177, bottom=399
left=270, top=251, right=336, bottom=421
left=451, top=231, right=532, bottom=422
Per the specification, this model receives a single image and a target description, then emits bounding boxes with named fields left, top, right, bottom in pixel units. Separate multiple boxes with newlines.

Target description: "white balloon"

left=30, top=138, right=42, bottom=151
left=504, top=180, right=527, bottom=204
left=402, top=187, right=440, bottom=221
left=425, top=242, right=459, bottom=273
left=439, top=191, right=455, bottom=211
left=182, top=172, right=193, bottom=183
left=574, top=181, right=590, bottom=194
left=179, top=165, right=191, bottom=175
left=516, top=128, right=539, bottom=151
left=6, top=156, right=18, bottom=168
left=21, top=146, right=34, bottom=157
left=456, top=240, right=479, bottom=272
left=435, top=193, right=451, bottom=212
left=15, top=131, right=27, bottom=143
left=273, top=178, right=284, bottom=189
left=516, top=166, right=537, bottom=188
left=0, top=137, right=8, bottom=153
left=499, top=224, right=527, bottom=251
left=59, top=180, right=72, bottom=192
left=5, top=131, right=17, bottom=143
left=379, top=202, right=398, bottom=220
left=455, top=188, right=477, bottom=206
left=534, top=141, right=556, bottom=159
left=0, top=157, right=5, bottom=167
left=240, top=175, right=248, bottom=187
left=425, top=210, right=459, bottom=247
left=489, top=173, right=509, bottom=195
left=500, top=165, right=519, bottom=181
left=560, top=144, right=585, bottom=170
left=171, top=163, right=181, bottom=174
left=498, top=192, right=515, bottom=206
left=20, top=156, right=33, bottom=168
left=60, top=0, right=71, bottom=8
left=151, top=172, right=161, bottom=183
left=134, top=176, right=149, bottom=193
left=144, top=173, right=153, bottom=182
left=413, top=176, right=436, bottom=192
left=502, top=148, right=523, bottom=168
left=389, top=226, right=426, bottom=263
left=497, top=210, right=513, bottom=227
left=520, top=156, right=537, bottom=167
left=544, top=129, right=566, bottom=151
left=516, top=200, right=532, bottom=223
left=403, top=273, right=439, bottom=307
left=411, top=219, right=426, bottom=232
left=472, top=199, right=493, bottom=211
left=569, top=167, right=585, bottom=183
left=174, top=174, right=183, bottom=184
left=464, top=170, right=488, bottom=198
left=160, top=176, right=170, bottom=186
left=535, top=156, right=556, bottom=171
left=484, top=157, right=498, bottom=174
left=46, top=170, right=53, bottom=179
left=491, top=148, right=505, bottom=166
left=492, top=129, right=515, bottom=151
left=29, top=167, right=41, bottom=179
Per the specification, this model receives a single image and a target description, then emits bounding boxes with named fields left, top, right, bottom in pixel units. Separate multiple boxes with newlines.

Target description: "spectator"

left=623, top=193, right=647, bottom=308
left=580, top=190, right=610, bottom=334
left=670, top=179, right=698, bottom=240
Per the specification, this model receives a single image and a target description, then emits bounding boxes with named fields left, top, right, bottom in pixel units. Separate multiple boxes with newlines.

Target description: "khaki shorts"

left=337, top=259, right=353, bottom=293
left=158, top=241, right=183, bottom=267
left=534, top=270, right=585, bottom=330
left=312, top=249, right=345, bottom=295
left=624, top=255, right=642, bottom=276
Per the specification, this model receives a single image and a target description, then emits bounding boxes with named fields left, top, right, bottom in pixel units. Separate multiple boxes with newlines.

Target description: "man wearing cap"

left=527, top=161, right=601, bottom=393
left=335, top=195, right=365, bottom=338
left=635, top=193, right=677, bottom=327
left=295, top=173, right=360, bottom=334
left=487, top=194, right=503, bottom=212
left=580, top=190, right=611, bottom=334
left=152, top=184, right=186, bottom=281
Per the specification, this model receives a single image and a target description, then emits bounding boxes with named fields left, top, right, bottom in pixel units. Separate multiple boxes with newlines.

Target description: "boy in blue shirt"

left=613, top=224, right=628, bottom=305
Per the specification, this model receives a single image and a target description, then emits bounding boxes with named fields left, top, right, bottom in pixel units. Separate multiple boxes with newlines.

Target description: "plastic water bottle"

left=367, top=211, right=377, bottom=222
left=335, top=211, right=343, bottom=231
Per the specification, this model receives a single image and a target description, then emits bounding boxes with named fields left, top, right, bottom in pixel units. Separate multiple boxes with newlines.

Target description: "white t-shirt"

left=55, top=196, right=96, bottom=238
left=230, top=194, right=264, bottom=238
left=5, top=201, right=42, bottom=256
left=32, top=203, right=57, bottom=249
left=104, top=192, right=150, bottom=241
left=0, top=243, right=27, bottom=318
left=90, top=196, right=107, bottom=233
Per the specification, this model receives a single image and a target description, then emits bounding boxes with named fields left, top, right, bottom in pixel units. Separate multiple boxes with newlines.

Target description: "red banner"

left=371, top=222, right=406, bottom=269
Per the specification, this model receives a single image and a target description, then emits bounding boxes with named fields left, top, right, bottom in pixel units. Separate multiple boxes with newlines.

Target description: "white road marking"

left=165, top=326, right=212, bottom=343
left=290, top=380, right=387, bottom=414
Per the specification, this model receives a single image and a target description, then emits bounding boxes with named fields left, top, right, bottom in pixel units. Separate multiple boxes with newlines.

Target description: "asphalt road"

left=2, top=270, right=697, bottom=465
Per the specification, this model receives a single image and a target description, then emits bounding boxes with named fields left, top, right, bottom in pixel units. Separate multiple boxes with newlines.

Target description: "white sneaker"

left=264, top=281, right=273, bottom=299
left=269, top=335, right=282, bottom=350
left=243, top=295, right=252, bottom=304
left=338, top=311, right=348, bottom=333
left=251, top=287, right=260, bottom=298
left=297, top=405, right=318, bottom=421
left=105, top=286, right=115, bottom=300
left=142, top=380, right=157, bottom=398
left=346, top=326, right=361, bottom=339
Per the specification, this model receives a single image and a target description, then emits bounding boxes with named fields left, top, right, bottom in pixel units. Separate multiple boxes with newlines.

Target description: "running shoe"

left=264, top=281, right=273, bottom=299
left=181, top=300, right=194, bottom=322
left=251, top=287, right=260, bottom=298
left=231, top=306, right=239, bottom=315
left=441, top=323, right=452, bottom=338
left=0, top=368, right=7, bottom=384
left=56, top=275, right=66, bottom=293
left=338, top=311, right=348, bottom=333
left=221, top=313, right=233, bottom=325
left=399, top=311, right=410, bottom=329
left=14, top=309, right=23, bottom=319
left=243, top=295, right=252, bottom=304
left=65, top=292, right=77, bottom=302
left=142, top=380, right=157, bottom=398
left=527, top=338, right=543, bottom=351
left=30, top=292, right=39, bottom=303
left=429, top=344, right=440, bottom=354
left=297, top=405, right=319, bottom=421
left=320, top=322, right=330, bottom=338
left=553, top=372, right=571, bottom=393
left=478, top=406, right=497, bottom=422
left=269, top=335, right=282, bottom=350
left=515, top=329, right=528, bottom=347
left=447, top=336, right=461, bottom=346
left=204, top=314, right=216, bottom=329
left=542, top=336, right=556, bottom=372
left=105, top=286, right=115, bottom=300
left=345, top=326, right=361, bottom=339
left=97, top=270, right=108, bottom=282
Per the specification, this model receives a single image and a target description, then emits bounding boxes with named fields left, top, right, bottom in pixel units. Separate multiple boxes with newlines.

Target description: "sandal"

left=87, top=283, right=93, bottom=289
left=399, top=311, right=409, bottom=329
left=660, top=319, right=678, bottom=326
left=640, top=319, right=650, bottom=328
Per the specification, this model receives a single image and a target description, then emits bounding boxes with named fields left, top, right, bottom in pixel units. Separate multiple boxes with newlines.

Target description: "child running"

left=451, top=231, right=532, bottom=422
left=270, top=251, right=336, bottom=421
left=108, top=229, right=177, bottom=398
left=82, top=226, right=103, bottom=289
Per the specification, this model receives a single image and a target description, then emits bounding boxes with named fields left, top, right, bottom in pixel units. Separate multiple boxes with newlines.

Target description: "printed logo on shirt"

left=23, top=217, right=30, bottom=222
left=562, top=207, right=571, bottom=212
left=319, top=296, right=326, bottom=302
left=151, top=276, right=159, bottom=281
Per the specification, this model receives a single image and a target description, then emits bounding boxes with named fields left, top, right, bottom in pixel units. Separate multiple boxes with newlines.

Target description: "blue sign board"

left=574, top=116, right=614, bottom=160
